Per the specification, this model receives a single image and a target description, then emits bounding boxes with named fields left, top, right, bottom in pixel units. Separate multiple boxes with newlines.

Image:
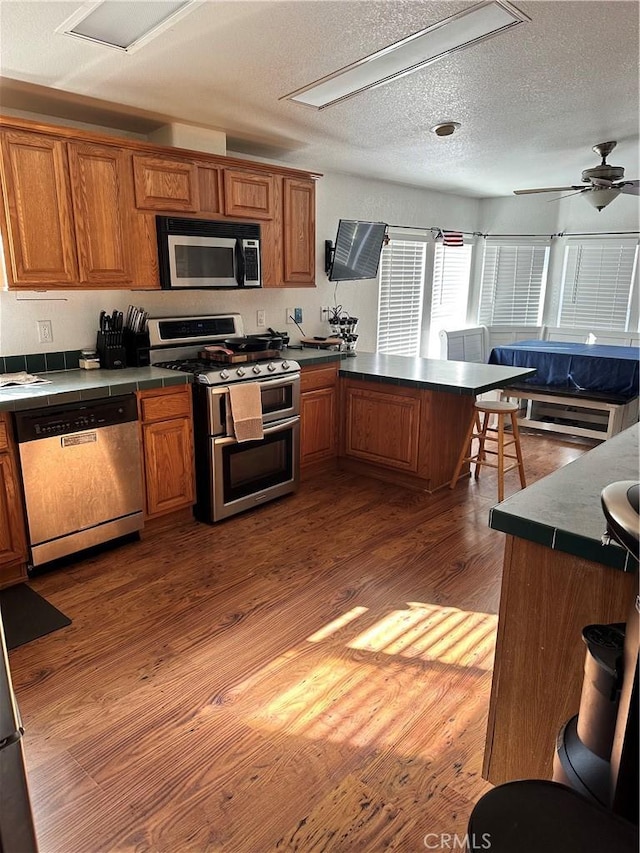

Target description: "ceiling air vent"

left=57, top=0, right=202, bottom=53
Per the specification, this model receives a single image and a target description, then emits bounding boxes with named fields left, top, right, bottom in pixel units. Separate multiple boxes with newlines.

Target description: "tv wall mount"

left=324, top=240, right=335, bottom=276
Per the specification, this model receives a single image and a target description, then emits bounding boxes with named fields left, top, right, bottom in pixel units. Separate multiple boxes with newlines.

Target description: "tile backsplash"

left=0, top=350, right=81, bottom=374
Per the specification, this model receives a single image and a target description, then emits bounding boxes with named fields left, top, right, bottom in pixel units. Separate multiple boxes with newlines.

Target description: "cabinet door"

left=283, top=177, right=315, bottom=284
left=301, top=387, right=337, bottom=465
left=132, top=154, right=198, bottom=211
left=223, top=169, right=274, bottom=219
left=142, top=417, right=195, bottom=517
left=344, top=385, right=421, bottom=472
left=0, top=130, right=78, bottom=285
left=68, top=142, right=133, bottom=285
left=0, top=415, right=28, bottom=574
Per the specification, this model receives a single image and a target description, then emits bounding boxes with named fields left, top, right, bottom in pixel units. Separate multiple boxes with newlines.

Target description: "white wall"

left=0, top=168, right=479, bottom=357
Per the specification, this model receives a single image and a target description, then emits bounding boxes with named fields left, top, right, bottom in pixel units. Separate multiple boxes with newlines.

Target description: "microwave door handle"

left=235, top=239, right=245, bottom=286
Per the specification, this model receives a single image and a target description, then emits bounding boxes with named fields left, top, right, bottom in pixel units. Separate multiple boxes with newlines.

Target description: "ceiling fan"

left=514, top=142, right=639, bottom=211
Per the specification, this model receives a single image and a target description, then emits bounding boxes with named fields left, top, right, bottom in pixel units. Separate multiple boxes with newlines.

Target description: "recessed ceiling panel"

left=59, top=0, right=200, bottom=52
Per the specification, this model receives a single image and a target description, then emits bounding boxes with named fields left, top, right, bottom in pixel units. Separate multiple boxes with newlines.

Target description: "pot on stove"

left=224, top=336, right=271, bottom=352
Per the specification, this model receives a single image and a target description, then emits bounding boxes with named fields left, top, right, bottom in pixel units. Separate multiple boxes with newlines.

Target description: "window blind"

left=558, top=238, right=639, bottom=330
left=478, top=240, right=549, bottom=325
left=431, top=242, right=473, bottom=326
left=376, top=239, right=426, bottom=356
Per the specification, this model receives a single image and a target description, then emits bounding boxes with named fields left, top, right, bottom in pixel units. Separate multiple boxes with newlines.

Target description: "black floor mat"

left=0, top=583, right=71, bottom=650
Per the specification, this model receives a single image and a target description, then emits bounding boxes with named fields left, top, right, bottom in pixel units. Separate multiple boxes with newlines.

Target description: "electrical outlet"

left=320, top=306, right=331, bottom=321
left=294, top=307, right=303, bottom=324
left=256, top=309, right=266, bottom=327
left=37, top=319, right=53, bottom=344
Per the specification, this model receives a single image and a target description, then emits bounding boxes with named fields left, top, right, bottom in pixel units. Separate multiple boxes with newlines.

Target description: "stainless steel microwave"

left=156, top=216, right=261, bottom=289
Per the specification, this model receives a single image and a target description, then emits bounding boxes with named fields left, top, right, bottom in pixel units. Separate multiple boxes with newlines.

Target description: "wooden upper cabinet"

left=67, top=142, right=133, bottom=285
left=0, top=130, right=78, bottom=285
left=223, top=169, right=274, bottom=219
left=197, top=164, right=223, bottom=215
left=283, top=177, right=315, bottom=284
left=132, top=154, right=198, bottom=211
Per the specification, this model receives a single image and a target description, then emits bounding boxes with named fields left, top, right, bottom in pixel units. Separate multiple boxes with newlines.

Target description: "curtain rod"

left=387, top=224, right=640, bottom=238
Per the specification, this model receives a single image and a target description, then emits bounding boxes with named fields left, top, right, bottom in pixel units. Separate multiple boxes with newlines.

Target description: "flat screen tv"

left=326, top=219, right=387, bottom=281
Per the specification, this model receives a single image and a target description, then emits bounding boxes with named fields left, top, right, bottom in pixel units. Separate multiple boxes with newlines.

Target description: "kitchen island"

left=335, top=352, right=536, bottom=492
left=483, top=423, right=638, bottom=785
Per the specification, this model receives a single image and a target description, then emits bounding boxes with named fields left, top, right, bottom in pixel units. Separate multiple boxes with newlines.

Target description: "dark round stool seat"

left=468, top=780, right=638, bottom=852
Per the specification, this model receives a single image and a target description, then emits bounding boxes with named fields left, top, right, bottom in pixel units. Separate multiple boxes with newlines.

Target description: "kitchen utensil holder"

left=96, top=330, right=126, bottom=369
left=123, top=329, right=150, bottom=367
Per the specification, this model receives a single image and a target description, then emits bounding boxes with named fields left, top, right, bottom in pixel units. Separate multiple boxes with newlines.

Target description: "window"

left=429, top=242, right=473, bottom=356
left=477, top=239, right=550, bottom=325
left=558, top=238, right=639, bottom=330
left=376, top=238, right=426, bottom=356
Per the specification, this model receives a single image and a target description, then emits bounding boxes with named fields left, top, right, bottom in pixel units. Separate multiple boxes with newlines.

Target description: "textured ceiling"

left=0, top=0, right=639, bottom=198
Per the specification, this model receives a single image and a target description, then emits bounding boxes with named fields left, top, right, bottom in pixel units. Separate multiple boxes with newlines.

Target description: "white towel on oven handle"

left=228, top=382, right=264, bottom=442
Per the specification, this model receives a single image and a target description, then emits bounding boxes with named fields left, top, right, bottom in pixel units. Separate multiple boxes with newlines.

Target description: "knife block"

left=123, top=330, right=150, bottom=367
left=96, top=330, right=126, bottom=369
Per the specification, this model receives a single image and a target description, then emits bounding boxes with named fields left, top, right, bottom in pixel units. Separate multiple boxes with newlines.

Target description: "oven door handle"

left=214, top=415, right=299, bottom=447
left=255, top=374, right=300, bottom=389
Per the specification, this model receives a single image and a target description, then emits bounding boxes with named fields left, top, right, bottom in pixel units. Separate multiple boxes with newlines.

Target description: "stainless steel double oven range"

left=148, top=314, right=300, bottom=522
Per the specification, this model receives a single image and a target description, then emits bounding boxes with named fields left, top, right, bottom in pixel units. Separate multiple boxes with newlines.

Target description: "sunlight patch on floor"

left=232, top=602, right=497, bottom=753
left=347, top=603, right=497, bottom=671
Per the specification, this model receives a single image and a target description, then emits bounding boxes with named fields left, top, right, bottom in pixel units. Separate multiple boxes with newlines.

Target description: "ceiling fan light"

left=583, top=187, right=621, bottom=212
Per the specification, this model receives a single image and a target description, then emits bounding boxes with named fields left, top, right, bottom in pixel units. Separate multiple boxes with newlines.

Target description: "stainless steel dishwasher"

left=15, top=395, right=144, bottom=567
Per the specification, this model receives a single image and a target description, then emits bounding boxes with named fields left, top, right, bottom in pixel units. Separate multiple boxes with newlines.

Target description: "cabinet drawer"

left=300, top=363, right=339, bottom=393
left=0, top=422, right=8, bottom=451
left=138, top=386, right=192, bottom=422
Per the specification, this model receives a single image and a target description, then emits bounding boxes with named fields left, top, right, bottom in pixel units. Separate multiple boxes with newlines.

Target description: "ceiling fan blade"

left=546, top=189, right=589, bottom=202
left=513, top=186, right=585, bottom=195
left=617, top=179, right=640, bottom=196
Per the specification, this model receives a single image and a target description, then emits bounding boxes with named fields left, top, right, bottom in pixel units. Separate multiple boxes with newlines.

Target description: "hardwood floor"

left=8, top=432, right=594, bottom=852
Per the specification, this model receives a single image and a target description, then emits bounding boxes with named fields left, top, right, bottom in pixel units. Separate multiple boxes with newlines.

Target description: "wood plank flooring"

left=7, top=433, right=593, bottom=852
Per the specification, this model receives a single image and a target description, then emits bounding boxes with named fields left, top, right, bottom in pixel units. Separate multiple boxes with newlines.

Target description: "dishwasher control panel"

left=15, top=395, right=138, bottom=443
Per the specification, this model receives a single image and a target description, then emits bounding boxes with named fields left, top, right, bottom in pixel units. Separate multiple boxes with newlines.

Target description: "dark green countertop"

left=0, top=367, right=189, bottom=412
left=288, top=348, right=344, bottom=367
left=489, top=423, right=639, bottom=572
left=337, top=352, right=536, bottom=394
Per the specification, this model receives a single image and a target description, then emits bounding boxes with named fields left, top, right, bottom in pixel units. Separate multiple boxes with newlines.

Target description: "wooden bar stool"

left=450, top=400, right=526, bottom=502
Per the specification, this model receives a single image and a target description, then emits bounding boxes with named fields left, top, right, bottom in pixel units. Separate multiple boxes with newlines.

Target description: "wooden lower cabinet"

left=137, top=386, right=195, bottom=519
left=0, top=414, right=28, bottom=588
left=340, top=378, right=475, bottom=492
left=300, top=363, right=339, bottom=470
left=343, top=383, right=421, bottom=472
left=484, top=535, right=637, bottom=785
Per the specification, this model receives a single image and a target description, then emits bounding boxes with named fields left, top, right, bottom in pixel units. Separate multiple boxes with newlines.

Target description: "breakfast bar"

left=483, top=423, right=638, bottom=785
left=336, top=353, right=536, bottom=492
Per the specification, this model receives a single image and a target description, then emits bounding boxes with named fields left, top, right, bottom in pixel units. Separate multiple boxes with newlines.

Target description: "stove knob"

left=220, top=370, right=229, bottom=380
left=252, top=365, right=262, bottom=374
left=267, top=362, right=277, bottom=372
left=236, top=368, right=245, bottom=377
left=282, top=361, right=289, bottom=370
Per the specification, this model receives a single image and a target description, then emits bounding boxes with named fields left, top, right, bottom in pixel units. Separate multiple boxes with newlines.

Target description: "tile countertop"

left=0, top=367, right=190, bottom=412
left=337, top=352, right=536, bottom=394
left=489, top=423, right=639, bottom=572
